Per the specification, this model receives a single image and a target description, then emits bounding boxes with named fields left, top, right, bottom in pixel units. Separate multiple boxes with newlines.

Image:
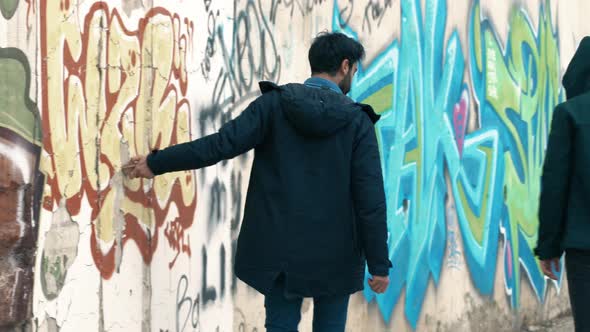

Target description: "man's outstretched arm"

left=127, top=96, right=270, bottom=178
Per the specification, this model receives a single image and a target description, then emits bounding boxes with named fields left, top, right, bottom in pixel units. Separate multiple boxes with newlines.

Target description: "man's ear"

left=340, top=59, right=350, bottom=76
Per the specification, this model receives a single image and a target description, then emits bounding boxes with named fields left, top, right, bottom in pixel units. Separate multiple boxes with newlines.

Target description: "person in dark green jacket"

left=124, top=32, right=392, bottom=332
left=536, top=36, right=590, bottom=332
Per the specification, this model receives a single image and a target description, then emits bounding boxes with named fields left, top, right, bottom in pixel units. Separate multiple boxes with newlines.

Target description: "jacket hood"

left=259, top=81, right=380, bottom=138
left=563, top=36, right=590, bottom=100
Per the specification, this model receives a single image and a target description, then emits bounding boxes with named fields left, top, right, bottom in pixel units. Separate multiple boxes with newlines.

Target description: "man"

left=125, top=32, right=392, bottom=331
left=536, top=36, right=590, bottom=332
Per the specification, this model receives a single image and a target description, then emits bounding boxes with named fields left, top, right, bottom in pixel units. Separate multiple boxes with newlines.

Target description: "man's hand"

left=368, top=275, right=389, bottom=294
left=123, top=155, right=155, bottom=179
left=541, top=258, right=561, bottom=280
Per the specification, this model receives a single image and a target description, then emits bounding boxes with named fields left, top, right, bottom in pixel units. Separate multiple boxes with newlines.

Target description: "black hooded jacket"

left=147, top=81, right=392, bottom=296
left=536, top=36, right=590, bottom=259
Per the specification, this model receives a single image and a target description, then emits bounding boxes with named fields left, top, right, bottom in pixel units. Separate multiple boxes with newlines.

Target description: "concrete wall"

left=0, top=0, right=587, bottom=331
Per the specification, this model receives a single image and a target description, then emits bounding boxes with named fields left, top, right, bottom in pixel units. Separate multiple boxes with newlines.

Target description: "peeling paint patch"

left=38, top=316, right=59, bottom=332
left=40, top=203, right=79, bottom=300
left=122, top=0, right=144, bottom=17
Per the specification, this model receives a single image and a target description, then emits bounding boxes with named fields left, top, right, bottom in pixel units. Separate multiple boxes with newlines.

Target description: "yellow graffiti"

left=41, top=1, right=196, bottom=250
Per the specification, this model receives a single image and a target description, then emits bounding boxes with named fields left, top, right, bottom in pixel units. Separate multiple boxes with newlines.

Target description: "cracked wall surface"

left=0, top=0, right=589, bottom=331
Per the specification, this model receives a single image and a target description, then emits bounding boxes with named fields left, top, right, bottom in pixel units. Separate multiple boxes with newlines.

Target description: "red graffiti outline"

left=40, top=1, right=197, bottom=279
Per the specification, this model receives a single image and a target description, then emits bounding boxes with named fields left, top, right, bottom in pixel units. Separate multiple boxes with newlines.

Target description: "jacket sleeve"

left=146, top=95, right=270, bottom=175
left=535, top=105, right=573, bottom=260
left=352, top=115, right=392, bottom=276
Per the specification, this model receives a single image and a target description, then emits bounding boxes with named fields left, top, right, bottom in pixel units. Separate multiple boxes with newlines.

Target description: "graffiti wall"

left=0, top=0, right=43, bottom=329
left=340, top=0, right=563, bottom=326
left=0, top=0, right=588, bottom=331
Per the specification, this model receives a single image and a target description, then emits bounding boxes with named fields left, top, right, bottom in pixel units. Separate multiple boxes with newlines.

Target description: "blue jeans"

left=566, top=249, right=590, bottom=332
left=264, top=276, right=350, bottom=332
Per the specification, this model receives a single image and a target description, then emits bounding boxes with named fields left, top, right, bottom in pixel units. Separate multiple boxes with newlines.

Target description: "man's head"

left=308, top=32, right=365, bottom=94
left=563, top=36, right=590, bottom=100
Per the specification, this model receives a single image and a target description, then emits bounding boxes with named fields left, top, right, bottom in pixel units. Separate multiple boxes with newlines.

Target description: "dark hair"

left=308, top=32, right=365, bottom=75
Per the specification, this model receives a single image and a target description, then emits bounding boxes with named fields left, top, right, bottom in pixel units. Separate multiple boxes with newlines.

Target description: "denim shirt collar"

left=304, top=77, right=343, bottom=94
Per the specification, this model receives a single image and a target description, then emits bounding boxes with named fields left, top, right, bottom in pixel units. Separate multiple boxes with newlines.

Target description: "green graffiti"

left=41, top=254, right=70, bottom=300
left=0, top=47, right=41, bottom=145
left=469, top=0, right=562, bottom=305
left=343, top=0, right=562, bottom=323
left=0, top=0, right=18, bottom=19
